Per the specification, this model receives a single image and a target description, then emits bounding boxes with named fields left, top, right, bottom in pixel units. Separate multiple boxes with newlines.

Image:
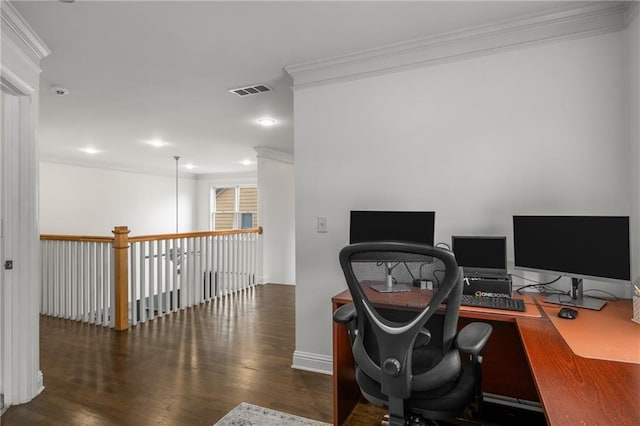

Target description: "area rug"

left=214, top=402, right=331, bottom=426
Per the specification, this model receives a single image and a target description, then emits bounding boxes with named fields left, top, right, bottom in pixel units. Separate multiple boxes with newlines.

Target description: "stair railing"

left=40, top=226, right=263, bottom=330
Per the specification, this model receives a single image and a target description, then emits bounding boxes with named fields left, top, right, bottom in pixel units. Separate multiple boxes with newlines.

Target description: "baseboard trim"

left=484, top=393, right=544, bottom=413
left=35, top=369, right=45, bottom=396
left=0, top=370, right=44, bottom=414
left=291, top=351, right=332, bottom=375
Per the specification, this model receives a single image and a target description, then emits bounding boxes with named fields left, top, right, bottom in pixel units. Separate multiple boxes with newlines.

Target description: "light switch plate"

left=317, top=216, right=328, bottom=233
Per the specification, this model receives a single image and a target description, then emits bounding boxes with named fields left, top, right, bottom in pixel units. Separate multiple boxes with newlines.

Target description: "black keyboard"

left=459, top=294, right=526, bottom=312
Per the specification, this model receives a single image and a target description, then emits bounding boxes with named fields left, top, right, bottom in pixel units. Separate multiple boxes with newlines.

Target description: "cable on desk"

left=434, top=242, right=451, bottom=250
left=431, top=269, right=446, bottom=289
left=516, top=283, right=567, bottom=295
left=511, top=274, right=562, bottom=286
left=402, top=262, right=417, bottom=282
left=582, top=288, right=620, bottom=301
left=513, top=274, right=564, bottom=295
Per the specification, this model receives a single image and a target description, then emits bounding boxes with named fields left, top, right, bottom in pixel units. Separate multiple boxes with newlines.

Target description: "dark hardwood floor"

left=2, top=283, right=544, bottom=426
left=2, top=284, right=334, bottom=425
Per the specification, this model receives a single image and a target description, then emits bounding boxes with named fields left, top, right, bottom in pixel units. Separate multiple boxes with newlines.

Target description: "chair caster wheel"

left=408, top=416, right=433, bottom=426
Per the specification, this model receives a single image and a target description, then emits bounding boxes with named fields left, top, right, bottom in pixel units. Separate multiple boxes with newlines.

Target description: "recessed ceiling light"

left=257, top=118, right=276, bottom=127
left=79, top=147, right=101, bottom=154
left=146, top=139, right=168, bottom=147
left=240, top=159, right=255, bottom=166
left=184, top=163, right=196, bottom=170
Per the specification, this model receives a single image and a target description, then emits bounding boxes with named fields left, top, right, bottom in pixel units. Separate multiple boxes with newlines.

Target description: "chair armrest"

left=333, top=303, right=357, bottom=324
left=455, top=322, right=492, bottom=355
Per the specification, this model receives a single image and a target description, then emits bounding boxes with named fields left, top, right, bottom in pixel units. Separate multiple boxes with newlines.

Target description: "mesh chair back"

left=339, top=241, right=463, bottom=399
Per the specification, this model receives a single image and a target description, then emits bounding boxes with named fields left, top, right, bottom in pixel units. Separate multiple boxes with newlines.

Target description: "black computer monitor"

left=349, top=210, right=435, bottom=293
left=513, top=215, right=630, bottom=310
left=349, top=210, right=435, bottom=245
left=451, top=236, right=507, bottom=276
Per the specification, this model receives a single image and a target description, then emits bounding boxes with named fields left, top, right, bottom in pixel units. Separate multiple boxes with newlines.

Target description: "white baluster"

left=130, top=242, right=138, bottom=326
left=148, top=240, right=155, bottom=320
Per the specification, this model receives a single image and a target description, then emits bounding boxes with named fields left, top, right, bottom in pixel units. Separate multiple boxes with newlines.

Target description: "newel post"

left=113, top=226, right=130, bottom=331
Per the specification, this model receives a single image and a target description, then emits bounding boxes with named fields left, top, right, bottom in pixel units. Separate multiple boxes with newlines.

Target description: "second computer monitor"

left=349, top=210, right=435, bottom=245
left=451, top=236, right=507, bottom=276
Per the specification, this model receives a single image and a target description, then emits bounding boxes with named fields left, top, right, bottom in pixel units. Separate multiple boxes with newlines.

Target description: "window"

left=212, top=186, right=258, bottom=230
left=240, top=212, right=254, bottom=229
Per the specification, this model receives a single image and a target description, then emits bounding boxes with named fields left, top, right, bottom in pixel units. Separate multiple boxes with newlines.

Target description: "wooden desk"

left=517, top=297, right=640, bottom=425
left=332, top=289, right=640, bottom=426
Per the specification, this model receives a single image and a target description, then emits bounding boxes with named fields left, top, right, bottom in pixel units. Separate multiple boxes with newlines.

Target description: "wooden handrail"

left=40, top=234, right=114, bottom=243
left=128, top=226, right=263, bottom=243
left=40, top=226, right=263, bottom=243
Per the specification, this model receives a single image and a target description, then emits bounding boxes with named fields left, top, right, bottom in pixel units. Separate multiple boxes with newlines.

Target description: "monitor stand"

left=544, top=278, right=607, bottom=310
left=370, top=265, right=413, bottom=293
left=370, top=283, right=412, bottom=293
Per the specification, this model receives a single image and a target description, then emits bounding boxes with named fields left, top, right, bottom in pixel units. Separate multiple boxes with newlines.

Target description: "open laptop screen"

left=451, top=236, right=507, bottom=276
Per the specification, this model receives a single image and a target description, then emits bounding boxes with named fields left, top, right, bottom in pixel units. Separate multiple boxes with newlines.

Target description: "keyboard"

left=459, top=294, right=526, bottom=312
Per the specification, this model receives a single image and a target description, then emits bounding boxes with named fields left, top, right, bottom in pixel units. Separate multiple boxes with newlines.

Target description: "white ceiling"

left=12, top=0, right=589, bottom=176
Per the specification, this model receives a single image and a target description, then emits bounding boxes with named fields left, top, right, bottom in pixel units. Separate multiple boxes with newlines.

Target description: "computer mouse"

left=558, top=307, right=578, bottom=319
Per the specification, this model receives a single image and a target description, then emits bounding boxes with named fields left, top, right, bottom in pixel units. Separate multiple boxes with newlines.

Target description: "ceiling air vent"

left=229, top=84, right=272, bottom=97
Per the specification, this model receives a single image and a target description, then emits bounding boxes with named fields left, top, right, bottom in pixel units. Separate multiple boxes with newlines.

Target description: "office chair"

left=334, top=242, right=493, bottom=426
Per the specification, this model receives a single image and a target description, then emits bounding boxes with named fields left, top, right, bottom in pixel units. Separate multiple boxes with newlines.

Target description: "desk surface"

left=517, top=310, right=640, bottom=425
left=538, top=299, right=640, bottom=363
left=332, top=289, right=640, bottom=425
left=337, top=281, right=542, bottom=319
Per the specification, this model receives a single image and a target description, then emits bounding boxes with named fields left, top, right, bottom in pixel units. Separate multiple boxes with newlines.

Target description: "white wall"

left=628, top=6, right=640, bottom=290
left=1, top=1, right=49, bottom=407
left=40, top=162, right=197, bottom=235
left=257, top=149, right=295, bottom=285
left=293, top=31, right=631, bottom=372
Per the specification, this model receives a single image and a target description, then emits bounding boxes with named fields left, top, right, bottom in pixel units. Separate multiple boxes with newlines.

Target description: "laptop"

left=451, top=236, right=509, bottom=280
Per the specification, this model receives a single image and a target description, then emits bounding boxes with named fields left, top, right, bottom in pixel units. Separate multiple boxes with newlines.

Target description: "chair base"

left=382, top=413, right=441, bottom=426
left=381, top=404, right=488, bottom=426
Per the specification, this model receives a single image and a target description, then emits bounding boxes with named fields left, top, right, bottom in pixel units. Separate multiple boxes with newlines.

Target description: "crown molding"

left=254, top=146, right=294, bottom=165
left=1, top=1, right=50, bottom=59
left=40, top=157, right=199, bottom=180
left=624, top=1, right=640, bottom=26
left=196, top=170, right=257, bottom=182
left=41, top=156, right=260, bottom=180
left=286, top=2, right=628, bottom=90
left=1, top=61, right=35, bottom=96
